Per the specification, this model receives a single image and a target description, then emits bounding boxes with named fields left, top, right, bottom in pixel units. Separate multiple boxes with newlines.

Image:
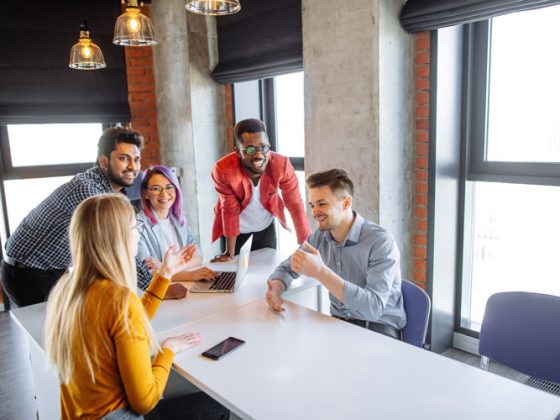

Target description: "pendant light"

left=113, top=0, right=157, bottom=46
left=185, top=0, right=241, bottom=16
left=69, top=22, right=106, bottom=70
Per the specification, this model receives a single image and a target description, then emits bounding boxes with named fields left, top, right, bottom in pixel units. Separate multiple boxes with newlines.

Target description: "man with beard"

left=210, top=118, right=310, bottom=262
left=0, top=127, right=185, bottom=307
left=265, top=169, right=406, bottom=340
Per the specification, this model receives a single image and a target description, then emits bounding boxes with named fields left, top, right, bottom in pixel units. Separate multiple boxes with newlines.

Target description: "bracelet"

left=222, top=251, right=231, bottom=257
left=146, top=290, right=162, bottom=301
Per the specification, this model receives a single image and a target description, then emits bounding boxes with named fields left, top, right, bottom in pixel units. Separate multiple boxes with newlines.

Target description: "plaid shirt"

left=5, top=166, right=152, bottom=290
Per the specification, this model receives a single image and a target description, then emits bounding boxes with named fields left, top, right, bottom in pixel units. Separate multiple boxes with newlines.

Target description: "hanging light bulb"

left=185, top=0, right=241, bottom=16
left=113, top=0, right=157, bottom=46
left=69, top=21, right=106, bottom=70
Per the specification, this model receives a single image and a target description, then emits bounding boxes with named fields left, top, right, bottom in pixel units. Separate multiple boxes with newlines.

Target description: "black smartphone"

left=201, top=337, right=246, bottom=360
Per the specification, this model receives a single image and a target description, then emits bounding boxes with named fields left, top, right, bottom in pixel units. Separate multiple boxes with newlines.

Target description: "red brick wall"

left=225, top=85, right=235, bottom=149
left=124, top=5, right=160, bottom=169
left=413, top=32, right=430, bottom=290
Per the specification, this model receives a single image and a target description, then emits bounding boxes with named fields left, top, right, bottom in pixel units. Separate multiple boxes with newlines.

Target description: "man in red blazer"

left=211, top=118, right=311, bottom=262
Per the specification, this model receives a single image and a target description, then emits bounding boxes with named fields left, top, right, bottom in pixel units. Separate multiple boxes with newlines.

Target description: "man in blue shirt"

left=0, top=127, right=185, bottom=307
left=266, top=169, right=406, bottom=339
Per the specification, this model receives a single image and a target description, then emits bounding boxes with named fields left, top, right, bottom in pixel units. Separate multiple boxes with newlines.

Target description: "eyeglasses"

left=145, top=184, right=176, bottom=194
left=132, top=220, right=145, bottom=233
left=237, top=145, right=270, bottom=156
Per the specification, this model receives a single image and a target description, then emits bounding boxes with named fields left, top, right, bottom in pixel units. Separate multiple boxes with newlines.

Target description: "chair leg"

left=480, top=356, right=489, bottom=370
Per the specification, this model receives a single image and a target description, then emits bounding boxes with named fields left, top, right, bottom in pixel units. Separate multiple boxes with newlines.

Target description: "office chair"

left=479, top=291, right=560, bottom=391
left=401, top=280, right=430, bottom=348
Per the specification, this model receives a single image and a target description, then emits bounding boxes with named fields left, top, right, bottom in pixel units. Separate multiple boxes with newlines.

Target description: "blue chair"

left=479, top=291, right=560, bottom=385
left=401, top=280, right=430, bottom=348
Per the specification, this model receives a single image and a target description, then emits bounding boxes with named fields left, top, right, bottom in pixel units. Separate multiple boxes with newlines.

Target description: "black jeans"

left=334, top=316, right=402, bottom=340
left=0, top=260, right=65, bottom=307
left=220, top=221, right=277, bottom=256
left=145, top=392, right=229, bottom=420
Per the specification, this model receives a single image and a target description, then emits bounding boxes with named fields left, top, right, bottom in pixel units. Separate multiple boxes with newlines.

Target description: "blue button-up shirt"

left=269, top=212, right=406, bottom=329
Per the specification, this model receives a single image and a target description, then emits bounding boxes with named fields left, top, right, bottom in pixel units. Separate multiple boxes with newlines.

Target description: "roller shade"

left=0, top=1, right=130, bottom=124
left=400, top=0, right=560, bottom=33
left=212, top=0, right=302, bottom=84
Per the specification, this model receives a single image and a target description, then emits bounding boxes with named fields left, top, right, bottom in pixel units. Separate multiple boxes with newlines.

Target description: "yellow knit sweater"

left=60, top=274, right=173, bottom=419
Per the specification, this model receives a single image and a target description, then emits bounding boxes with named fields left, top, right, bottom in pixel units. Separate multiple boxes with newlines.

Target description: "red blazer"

left=211, top=152, right=311, bottom=244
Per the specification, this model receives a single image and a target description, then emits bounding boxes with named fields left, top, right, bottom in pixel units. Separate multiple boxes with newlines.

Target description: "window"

left=459, top=5, right=560, bottom=333
left=0, top=123, right=102, bottom=238
left=274, top=72, right=305, bottom=250
left=232, top=72, right=306, bottom=251
left=7, top=124, right=100, bottom=167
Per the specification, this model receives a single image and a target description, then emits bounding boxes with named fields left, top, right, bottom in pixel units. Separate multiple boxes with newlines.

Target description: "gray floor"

left=442, top=347, right=530, bottom=383
left=0, top=310, right=37, bottom=420
left=0, top=309, right=534, bottom=419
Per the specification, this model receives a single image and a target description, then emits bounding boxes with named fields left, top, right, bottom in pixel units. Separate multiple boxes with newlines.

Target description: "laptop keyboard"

left=209, top=271, right=237, bottom=291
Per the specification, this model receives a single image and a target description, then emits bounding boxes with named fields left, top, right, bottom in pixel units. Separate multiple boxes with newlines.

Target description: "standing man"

left=211, top=118, right=311, bottom=262
left=0, top=127, right=184, bottom=307
left=265, top=169, right=406, bottom=339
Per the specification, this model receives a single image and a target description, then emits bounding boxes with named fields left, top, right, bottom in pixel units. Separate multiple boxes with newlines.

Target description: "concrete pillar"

left=302, top=0, right=414, bottom=277
left=151, top=0, right=226, bottom=257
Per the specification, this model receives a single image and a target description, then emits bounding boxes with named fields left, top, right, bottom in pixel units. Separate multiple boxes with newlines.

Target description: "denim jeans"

left=101, top=406, right=143, bottom=420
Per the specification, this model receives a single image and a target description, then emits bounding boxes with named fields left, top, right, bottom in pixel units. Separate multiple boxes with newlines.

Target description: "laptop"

left=190, top=235, right=253, bottom=293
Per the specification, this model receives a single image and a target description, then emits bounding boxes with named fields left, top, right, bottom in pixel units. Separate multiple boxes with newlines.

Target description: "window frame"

left=457, top=14, right=560, bottom=337
left=467, top=21, right=560, bottom=186
left=0, top=125, right=96, bottom=181
left=260, top=76, right=304, bottom=172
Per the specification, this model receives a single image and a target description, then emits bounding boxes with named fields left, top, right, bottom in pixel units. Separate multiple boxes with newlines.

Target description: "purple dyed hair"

left=140, top=165, right=185, bottom=226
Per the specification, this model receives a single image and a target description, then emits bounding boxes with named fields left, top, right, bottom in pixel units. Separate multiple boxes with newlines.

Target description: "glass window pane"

left=278, top=170, right=307, bottom=251
left=486, top=5, right=560, bottom=163
left=461, top=182, right=560, bottom=331
left=4, top=176, right=73, bottom=233
left=276, top=72, right=304, bottom=158
left=7, top=123, right=101, bottom=167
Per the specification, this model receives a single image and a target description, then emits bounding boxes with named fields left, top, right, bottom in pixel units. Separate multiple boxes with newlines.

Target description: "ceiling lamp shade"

left=69, top=22, right=106, bottom=70
left=185, top=0, right=241, bottom=16
left=113, top=0, right=157, bottom=46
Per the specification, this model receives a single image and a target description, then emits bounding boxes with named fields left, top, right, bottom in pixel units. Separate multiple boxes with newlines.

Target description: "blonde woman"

left=45, top=194, right=226, bottom=419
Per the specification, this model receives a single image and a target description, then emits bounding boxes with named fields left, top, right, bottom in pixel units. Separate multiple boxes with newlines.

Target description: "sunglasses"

left=237, top=145, right=271, bottom=156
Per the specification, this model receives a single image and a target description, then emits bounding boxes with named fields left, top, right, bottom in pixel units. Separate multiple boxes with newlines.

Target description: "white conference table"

left=151, top=247, right=321, bottom=333
left=9, top=248, right=318, bottom=420
left=164, top=299, right=560, bottom=420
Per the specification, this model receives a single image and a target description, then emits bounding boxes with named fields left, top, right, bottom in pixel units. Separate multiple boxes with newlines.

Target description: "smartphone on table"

left=201, top=337, right=246, bottom=360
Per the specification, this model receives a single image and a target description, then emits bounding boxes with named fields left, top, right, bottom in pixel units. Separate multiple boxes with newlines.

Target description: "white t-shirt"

left=239, top=181, right=274, bottom=234
left=156, top=216, right=180, bottom=256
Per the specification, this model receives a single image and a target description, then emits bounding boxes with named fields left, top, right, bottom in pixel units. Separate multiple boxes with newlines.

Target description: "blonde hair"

left=45, top=193, right=157, bottom=384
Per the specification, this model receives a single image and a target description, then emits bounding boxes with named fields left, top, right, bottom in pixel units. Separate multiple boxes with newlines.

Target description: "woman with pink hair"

left=137, top=165, right=216, bottom=282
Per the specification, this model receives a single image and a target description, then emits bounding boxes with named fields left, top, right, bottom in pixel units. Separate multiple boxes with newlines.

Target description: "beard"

left=106, top=165, right=137, bottom=188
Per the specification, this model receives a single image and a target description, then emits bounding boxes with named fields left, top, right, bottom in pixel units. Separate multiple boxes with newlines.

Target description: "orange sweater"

left=60, top=274, right=173, bottom=419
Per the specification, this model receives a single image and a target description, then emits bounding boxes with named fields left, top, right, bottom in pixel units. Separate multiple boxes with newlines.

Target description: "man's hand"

left=266, top=279, right=286, bottom=312
left=210, top=252, right=234, bottom=263
left=291, top=241, right=325, bottom=279
left=144, top=257, right=162, bottom=274
left=163, top=283, right=188, bottom=300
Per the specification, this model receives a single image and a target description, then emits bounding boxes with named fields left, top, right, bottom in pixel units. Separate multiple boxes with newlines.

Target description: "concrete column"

left=302, top=0, right=413, bottom=277
left=151, top=0, right=226, bottom=257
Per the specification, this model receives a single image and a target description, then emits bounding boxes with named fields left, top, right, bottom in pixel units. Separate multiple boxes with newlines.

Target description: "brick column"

left=123, top=6, right=160, bottom=169
left=413, top=32, right=430, bottom=289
